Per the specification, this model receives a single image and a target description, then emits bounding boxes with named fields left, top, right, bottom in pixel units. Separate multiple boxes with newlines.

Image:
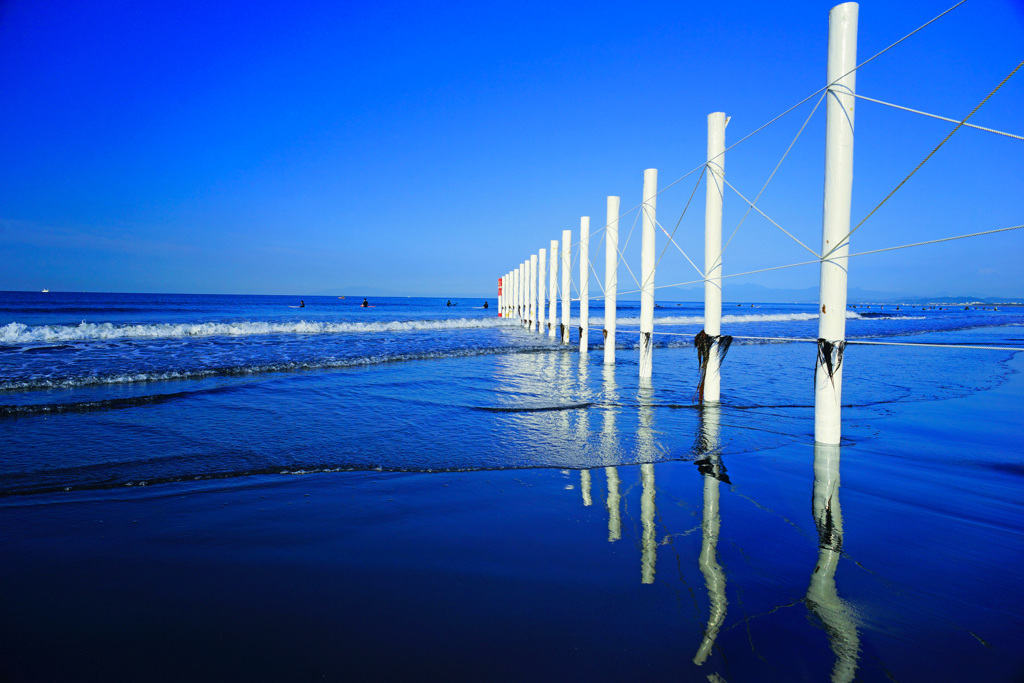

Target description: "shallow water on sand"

left=0, top=292, right=1022, bottom=680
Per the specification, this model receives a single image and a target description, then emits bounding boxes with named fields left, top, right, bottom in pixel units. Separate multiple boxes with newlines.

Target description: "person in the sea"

left=446, top=300, right=452, bottom=306
left=300, top=300, right=305, bottom=308
left=361, top=298, right=369, bottom=308
left=483, top=301, right=489, bottom=309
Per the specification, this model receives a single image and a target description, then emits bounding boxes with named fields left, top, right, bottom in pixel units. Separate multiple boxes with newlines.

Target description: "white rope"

left=556, top=2, right=972, bottom=243
left=615, top=206, right=644, bottom=290
left=654, top=216, right=704, bottom=279
left=717, top=91, right=828, bottom=272
left=823, top=57, right=1024, bottom=260
left=653, top=222, right=1024, bottom=293
left=846, top=224, right=1024, bottom=258
left=846, top=340, right=1024, bottom=351
left=583, top=227, right=607, bottom=298
left=845, top=1, right=966, bottom=77
left=650, top=331, right=1024, bottom=352
left=720, top=177, right=820, bottom=258
left=654, top=166, right=707, bottom=279
left=852, top=94, right=1024, bottom=141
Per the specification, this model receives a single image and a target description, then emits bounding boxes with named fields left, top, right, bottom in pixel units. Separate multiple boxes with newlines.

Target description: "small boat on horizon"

left=41, top=289, right=49, bottom=293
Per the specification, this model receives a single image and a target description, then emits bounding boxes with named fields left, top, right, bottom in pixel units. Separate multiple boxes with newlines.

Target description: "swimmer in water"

left=300, top=300, right=305, bottom=308
left=361, top=298, right=369, bottom=308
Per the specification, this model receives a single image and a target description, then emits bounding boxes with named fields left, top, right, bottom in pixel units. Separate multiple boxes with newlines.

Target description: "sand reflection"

left=694, top=402, right=728, bottom=665
left=807, top=442, right=860, bottom=682
left=638, top=381, right=657, bottom=584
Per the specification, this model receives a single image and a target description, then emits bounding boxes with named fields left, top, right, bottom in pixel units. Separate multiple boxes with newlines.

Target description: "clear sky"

left=1, top=0, right=1021, bottom=298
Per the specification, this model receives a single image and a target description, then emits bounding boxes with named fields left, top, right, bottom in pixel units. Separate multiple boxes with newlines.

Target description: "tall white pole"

left=579, top=217, right=590, bottom=356
left=561, top=229, right=572, bottom=345
left=524, top=260, right=530, bottom=325
left=538, top=249, right=546, bottom=335
left=525, top=259, right=532, bottom=325
left=704, top=112, right=727, bottom=403
left=532, top=254, right=540, bottom=331
left=604, top=196, right=620, bottom=365
left=816, top=2, right=858, bottom=445
left=639, top=169, right=658, bottom=379
left=548, top=240, right=558, bottom=337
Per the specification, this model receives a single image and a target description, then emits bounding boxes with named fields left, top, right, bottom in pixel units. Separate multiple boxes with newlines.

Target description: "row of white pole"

left=498, top=2, right=857, bottom=445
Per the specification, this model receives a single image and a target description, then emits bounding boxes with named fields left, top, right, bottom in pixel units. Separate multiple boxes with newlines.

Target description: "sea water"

left=1, top=291, right=1019, bottom=494
left=0, top=291, right=1022, bottom=680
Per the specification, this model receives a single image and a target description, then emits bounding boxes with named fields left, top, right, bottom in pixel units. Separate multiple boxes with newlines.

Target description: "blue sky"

left=1, top=0, right=1021, bottom=298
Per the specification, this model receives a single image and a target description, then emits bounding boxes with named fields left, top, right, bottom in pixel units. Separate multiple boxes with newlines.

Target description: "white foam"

left=0, top=317, right=517, bottom=344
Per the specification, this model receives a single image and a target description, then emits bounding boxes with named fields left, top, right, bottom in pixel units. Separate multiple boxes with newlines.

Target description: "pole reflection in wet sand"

left=602, top=364, right=622, bottom=542
left=640, top=463, right=656, bottom=584
left=578, top=360, right=592, bottom=505
left=694, top=402, right=728, bottom=665
left=605, top=467, right=621, bottom=542
left=807, top=442, right=860, bottom=682
left=638, top=381, right=656, bottom=584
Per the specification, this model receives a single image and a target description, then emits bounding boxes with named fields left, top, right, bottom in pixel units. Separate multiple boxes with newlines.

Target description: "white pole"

left=579, top=217, right=590, bottom=356
left=639, top=168, right=658, bottom=379
left=521, top=261, right=528, bottom=324
left=517, top=263, right=524, bottom=322
left=604, top=196, right=620, bottom=365
left=538, top=249, right=546, bottom=335
left=816, top=2, right=858, bottom=445
left=525, top=259, right=532, bottom=325
left=532, top=254, right=540, bottom=331
left=561, top=229, right=572, bottom=345
left=513, top=266, right=518, bottom=320
left=548, top=240, right=558, bottom=337
left=704, top=112, right=727, bottom=402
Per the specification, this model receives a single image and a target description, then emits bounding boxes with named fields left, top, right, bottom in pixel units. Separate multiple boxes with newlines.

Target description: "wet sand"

left=1, top=357, right=1022, bottom=682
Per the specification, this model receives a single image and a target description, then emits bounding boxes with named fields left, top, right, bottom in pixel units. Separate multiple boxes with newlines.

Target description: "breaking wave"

left=0, top=317, right=517, bottom=344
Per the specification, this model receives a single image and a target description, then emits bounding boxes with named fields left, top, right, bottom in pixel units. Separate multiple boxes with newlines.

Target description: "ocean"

left=1, top=290, right=1022, bottom=681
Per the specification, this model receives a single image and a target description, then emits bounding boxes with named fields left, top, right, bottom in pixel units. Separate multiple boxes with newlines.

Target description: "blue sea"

left=1, top=291, right=1022, bottom=681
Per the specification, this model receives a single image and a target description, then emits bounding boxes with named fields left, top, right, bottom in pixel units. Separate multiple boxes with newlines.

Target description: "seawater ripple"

left=0, top=344, right=554, bottom=392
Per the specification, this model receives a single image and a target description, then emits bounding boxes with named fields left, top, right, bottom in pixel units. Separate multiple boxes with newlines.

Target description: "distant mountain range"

left=318, top=283, right=1020, bottom=305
